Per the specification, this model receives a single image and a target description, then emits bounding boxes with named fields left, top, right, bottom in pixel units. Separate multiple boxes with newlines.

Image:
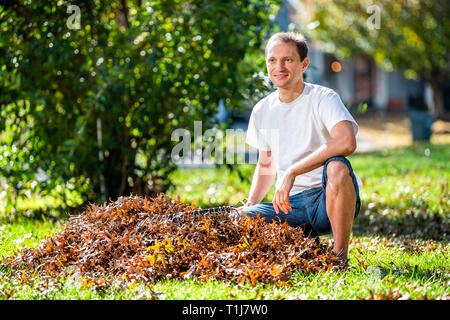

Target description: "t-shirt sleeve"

left=246, top=110, right=271, bottom=151
left=318, top=90, right=358, bottom=135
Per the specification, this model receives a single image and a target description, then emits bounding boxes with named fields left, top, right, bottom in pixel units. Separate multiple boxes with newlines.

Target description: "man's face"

left=266, top=41, right=308, bottom=89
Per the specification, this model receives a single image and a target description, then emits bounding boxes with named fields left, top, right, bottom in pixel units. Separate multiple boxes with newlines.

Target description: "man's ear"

left=302, top=57, right=309, bottom=72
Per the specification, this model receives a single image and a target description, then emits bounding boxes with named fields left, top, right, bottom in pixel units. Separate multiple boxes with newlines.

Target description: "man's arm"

left=273, top=120, right=357, bottom=214
left=244, top=149, right=277, bottom=207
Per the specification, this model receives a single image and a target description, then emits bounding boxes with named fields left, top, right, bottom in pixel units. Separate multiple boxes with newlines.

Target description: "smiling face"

left=265, top=41, right=309, bottom=90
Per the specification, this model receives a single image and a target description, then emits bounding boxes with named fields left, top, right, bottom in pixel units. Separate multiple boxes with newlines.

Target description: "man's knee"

left=326, top=160, right=351, bottom=188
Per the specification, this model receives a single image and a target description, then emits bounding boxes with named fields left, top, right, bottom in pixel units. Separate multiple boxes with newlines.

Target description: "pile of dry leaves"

left=2, top=194, right=345, bottom=289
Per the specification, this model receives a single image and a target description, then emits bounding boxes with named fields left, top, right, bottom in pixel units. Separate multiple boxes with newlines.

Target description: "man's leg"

left=325, top=160, right=356, bottom=259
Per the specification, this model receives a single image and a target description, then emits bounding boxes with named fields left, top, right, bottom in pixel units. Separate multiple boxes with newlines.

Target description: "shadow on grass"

left=353, top=202, right=449, bottom=241
left=0, top=202, right=86, bottom=226
left=364, top=262, right=448, bottom=284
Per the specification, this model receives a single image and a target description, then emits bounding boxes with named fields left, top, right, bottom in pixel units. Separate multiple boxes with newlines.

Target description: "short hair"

left=265, top=32, right=308, bottom=61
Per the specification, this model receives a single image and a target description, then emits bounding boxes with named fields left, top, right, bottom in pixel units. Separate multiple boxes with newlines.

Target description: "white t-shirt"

left=246, top=82, right=362, bottom=196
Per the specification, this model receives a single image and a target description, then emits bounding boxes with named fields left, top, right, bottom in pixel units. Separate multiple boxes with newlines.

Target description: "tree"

left=301, top=0, right=450, bottom=119
left=0, top=0, right=280, bottom=215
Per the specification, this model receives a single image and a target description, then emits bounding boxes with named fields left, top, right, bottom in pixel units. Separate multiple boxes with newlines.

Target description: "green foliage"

left=0, top=0, right=280, bottom=215
left=308, top=0, right=449, bottom=80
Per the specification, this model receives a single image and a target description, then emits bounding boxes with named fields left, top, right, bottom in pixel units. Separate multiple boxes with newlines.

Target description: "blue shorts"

left=235, top=156, right=361, bottom=236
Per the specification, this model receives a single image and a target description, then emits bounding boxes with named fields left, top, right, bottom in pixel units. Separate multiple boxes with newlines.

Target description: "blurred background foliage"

left=0, top=0, right=280, bottom=218
left=301, top=0, right=450, bottom=119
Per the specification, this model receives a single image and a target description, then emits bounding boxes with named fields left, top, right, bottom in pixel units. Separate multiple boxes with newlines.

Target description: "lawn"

left=0, top=143, right=449, bottom=300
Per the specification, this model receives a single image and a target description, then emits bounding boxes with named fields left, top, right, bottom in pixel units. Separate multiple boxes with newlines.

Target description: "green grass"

left=1, top=143, right=449, bottom=299
left=0, top=217, right=62, bottom=261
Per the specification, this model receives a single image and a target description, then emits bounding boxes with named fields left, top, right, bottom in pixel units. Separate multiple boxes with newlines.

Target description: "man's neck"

left=277, top=81, right=305, bottom=103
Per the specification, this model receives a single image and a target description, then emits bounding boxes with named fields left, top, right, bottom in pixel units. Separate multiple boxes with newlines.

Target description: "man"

left=235, top=32, right=362, bottom=261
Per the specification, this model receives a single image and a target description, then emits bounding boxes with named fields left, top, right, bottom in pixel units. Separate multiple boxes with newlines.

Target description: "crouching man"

left=235, top=32, right=362, bottom=261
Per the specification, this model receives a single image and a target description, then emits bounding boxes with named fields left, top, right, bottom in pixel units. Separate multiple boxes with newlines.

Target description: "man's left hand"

left=272, top=169, right=295, bottom=214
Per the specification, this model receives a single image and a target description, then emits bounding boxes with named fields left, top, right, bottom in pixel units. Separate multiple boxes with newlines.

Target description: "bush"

left=0, top=0, right=280, bottom=215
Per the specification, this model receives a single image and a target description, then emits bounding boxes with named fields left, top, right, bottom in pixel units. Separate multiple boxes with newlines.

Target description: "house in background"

left=273, top=0, right=430, bottom=113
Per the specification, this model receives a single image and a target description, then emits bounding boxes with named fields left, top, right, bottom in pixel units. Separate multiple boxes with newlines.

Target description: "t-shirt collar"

left=277, top=82, right=309, bottom=106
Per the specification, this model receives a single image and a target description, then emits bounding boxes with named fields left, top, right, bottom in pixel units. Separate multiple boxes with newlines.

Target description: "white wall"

left=373, top=67, right=389, bottom=109
left=306, top=46, right=325, bottom=85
